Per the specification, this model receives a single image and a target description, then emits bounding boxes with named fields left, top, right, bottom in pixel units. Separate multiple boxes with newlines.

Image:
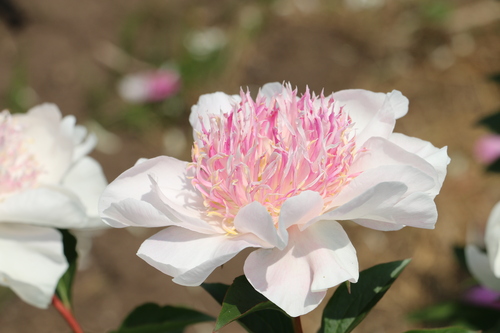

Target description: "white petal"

left=466, top=245, right=500, bottom=291
left=277, top=191, right=324, bottom=245
left=0, top=187, right=88, bottom=228
left=389, top=133, right=450, bottom=189
left=62, top=157, right=108, bottom=228
left=233, top=202, right=282, bottom=248
left=100, top=156, right=207, bottom=229
left=333, top=89, right=408, bottom=145
left=189, top=92, right=241, bottom=139
left=137, top=227, right=263, bottom=286
left=260, top=82, right=284, bottom=101
left=350, top=137, right=441, bottom=196
left=0, top=224, right=68, bottom=308
left=244, top=222, right=358, bottom=317
left=330, top=164, right=435, bottom=208
left=485, top=202, right=500, bottom=277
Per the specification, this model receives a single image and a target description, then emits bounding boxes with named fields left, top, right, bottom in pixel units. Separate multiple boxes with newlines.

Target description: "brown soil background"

left=0, top=0, right=499, bottom=332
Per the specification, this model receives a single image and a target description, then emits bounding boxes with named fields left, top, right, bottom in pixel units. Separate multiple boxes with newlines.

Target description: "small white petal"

left=234, top=202, right=282, bottom=248
left=0, top=224, right=67, bottom=308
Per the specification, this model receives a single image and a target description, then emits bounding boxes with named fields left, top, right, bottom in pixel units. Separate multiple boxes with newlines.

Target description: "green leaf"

left=487, top=158, right=500, bottom=173
left=403, top=328, right=479, bottom=333
left=319, top=259, right=411, bottom=333
left=203, top=276, right=294, bottom=333
left=478, top=111, right=500, bottom=134
left=410, top=301, right=500, bottom=331
left=55, top=229, right=78, bottom=309
left=111, top=303, right=214, bottom=333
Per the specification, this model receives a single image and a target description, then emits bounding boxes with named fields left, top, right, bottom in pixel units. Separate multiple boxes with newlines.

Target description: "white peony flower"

left=99, top=82, right=450, bottom=317
left=0, top=104, right=107, bottom=308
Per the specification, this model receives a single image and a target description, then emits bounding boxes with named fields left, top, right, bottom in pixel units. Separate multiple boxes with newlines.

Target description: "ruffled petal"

left=0, top=187, right=88, bottom=228
left=333, top=89, right=408, bottom=145
left=466, top=245, right=500, bottom=291
left=389, top=133, right=450, bottom=189
left=62, top=156, right=108, bottom=228
left=137, top=226, right=263, bottom=286
left=0, top=224, right=68, bottom=308
left=244, top=221, right=358, bottom=317
left=261, top=82, right=284, bottom=101
left=100, top=156, right=211, bottom=231
left=485, top=202, right=500, bottom=277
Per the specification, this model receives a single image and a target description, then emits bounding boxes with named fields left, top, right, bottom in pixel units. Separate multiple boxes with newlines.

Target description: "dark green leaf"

left=478, top=111, right=500, bottom=134
left=489, top=73, right=500, bottom=85
left=319, top=259, right=411, bottom=333
left=111, top=303, right=214, bottom=333
left=204, top=276, right=293, bottom=333
left=487, top=158, right=500, bottom=173
left=404, top=328, right=479, bottom=333
left=410, top=301, right=500, bottom=331
left=55, top=229, right=78, bottom=309
left=453, top=246, right=467, bottom=270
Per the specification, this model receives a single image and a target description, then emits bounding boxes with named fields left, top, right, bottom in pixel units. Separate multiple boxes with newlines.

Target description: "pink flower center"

left=190, top=86, right=358, bottom=233
left=0, top=112, right=42, bottom=198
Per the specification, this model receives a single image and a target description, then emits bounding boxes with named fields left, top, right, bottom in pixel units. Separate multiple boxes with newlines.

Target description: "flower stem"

left=52, top=295, right=83, bottom=333
left=293, top=316, right=303, bottom=333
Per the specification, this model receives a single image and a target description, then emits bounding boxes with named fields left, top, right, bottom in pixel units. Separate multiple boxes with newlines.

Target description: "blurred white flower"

left=466, top=202, right=500, bottom=291
left=118, top=69, right=180, bottom=103
left=0, top=104, right=107, bottom=308
left=184, top=27, right=227, bottom=59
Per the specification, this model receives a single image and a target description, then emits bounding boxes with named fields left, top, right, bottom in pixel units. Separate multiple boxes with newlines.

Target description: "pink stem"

left=52, top=295, right=83, bottom=333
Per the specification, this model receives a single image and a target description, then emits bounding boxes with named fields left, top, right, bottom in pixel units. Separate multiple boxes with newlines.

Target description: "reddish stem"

left=52, top=295, right=83, bottom=333
left=293, top=316, right=304, bottom=333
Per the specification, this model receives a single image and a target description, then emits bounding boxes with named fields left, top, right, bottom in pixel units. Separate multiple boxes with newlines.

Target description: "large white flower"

left=466, top=201, right=500, bottom=291
left=0, top=104, right=107, bottom=308
left=99, top=82, right=449, bottom=317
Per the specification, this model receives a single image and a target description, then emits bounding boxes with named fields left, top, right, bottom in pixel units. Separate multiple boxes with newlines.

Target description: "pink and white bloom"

left=99, top=82, right=450, bottom=317
left=117, top=69, right=181, bottom=103
left=0, top=104, right=107, bottom=308
left=466, top=201, right=500, bottom=291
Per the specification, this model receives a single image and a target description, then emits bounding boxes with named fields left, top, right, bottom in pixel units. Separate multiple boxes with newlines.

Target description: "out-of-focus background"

left=0, top=0, right=499, bottom=332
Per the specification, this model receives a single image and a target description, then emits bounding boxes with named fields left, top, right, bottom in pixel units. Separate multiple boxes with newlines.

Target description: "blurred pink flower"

left=117, top=69, right=180, bottom=103
left=474, top=134, right=500, bottom=164
left=0, top=104, right=107, bottom=308
left=100, top=82, right=450, bottom=316
left=462, top=286, right=500, bottom=310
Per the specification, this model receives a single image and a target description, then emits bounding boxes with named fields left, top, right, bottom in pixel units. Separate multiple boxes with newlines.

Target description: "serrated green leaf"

left=205, top=276, right=293, bottom=332
left=319, top=259, right=411, bottom=333
left=55, top=229, right=78, bottom=309
left=111, top=303, right=214, bottom=333
left=403, top=327, right=479, bottom=333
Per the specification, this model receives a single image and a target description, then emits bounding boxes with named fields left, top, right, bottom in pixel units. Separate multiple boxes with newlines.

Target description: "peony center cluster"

left=190, top=87, right=358, bottom=234
left=0, top=111, right=42, bottom=198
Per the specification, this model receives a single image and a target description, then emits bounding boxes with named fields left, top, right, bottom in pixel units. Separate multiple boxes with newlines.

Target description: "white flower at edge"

left=466, top=202, right=500, bottom=291
left=99, top=82, right=450, bottom=317
left=0, top=104, right=107, bottom=308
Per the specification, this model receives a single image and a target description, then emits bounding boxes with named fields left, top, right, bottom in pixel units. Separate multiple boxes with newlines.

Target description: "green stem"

left=293, top=316, right=303, bottom=333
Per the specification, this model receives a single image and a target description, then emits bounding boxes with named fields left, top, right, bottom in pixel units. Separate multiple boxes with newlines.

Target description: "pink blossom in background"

left=117, top=69, right=181, bottom=103
left=100, top=82, right=450, bottom=317
left=462, top=286, right=500, bottom=311
left=474, top=134, right=500, bottom=164
left=0, top=104, right=107, bottom=308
